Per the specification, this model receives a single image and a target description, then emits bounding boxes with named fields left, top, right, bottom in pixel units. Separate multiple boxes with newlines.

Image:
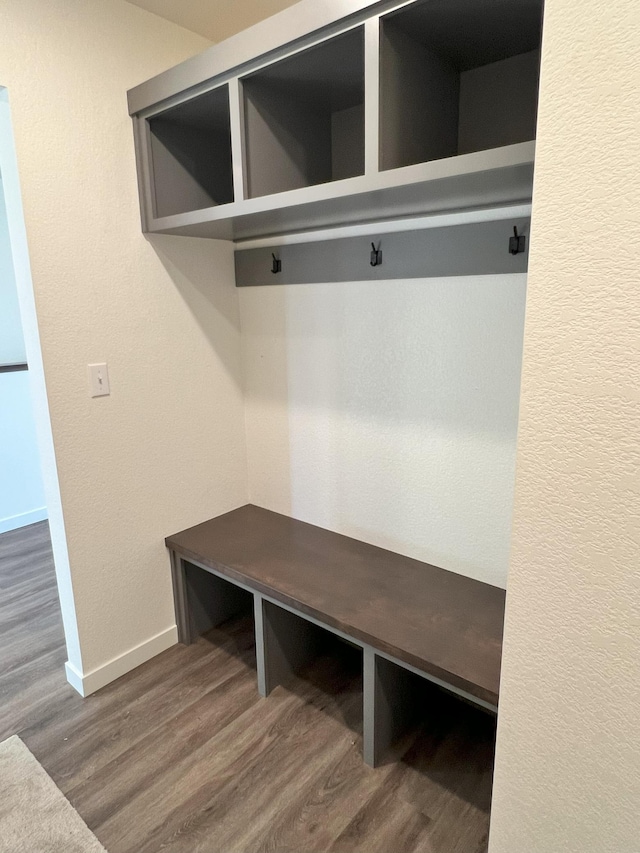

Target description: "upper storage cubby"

left=379, top=0, right=543, bottom=172
left=242, top=26, right=365, bottom=199
left=147, top=84, right=234, bottom=218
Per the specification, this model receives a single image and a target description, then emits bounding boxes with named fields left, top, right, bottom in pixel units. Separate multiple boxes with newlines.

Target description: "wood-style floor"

left=0, top=521, right=494, bottom=853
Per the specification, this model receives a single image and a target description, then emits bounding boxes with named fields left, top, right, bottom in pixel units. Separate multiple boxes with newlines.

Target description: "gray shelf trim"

left=228, top=77, right=247, bottom=203
left=234, top=217, right=530, bottom=285
left=364, top=16, right=381, bottom=176
left=234, top=202, right=533, bottom=249
left=0, top=362, right=28, bottom=373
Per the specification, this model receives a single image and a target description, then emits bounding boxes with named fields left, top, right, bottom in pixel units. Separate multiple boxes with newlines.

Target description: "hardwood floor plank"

left=247, top=736, right=392, bottom=852
left=0, top=523, right=54, bottom=588
left=1, top=618, right=66, bottom=675
left=37, top=621, right=257, bottom=791
left=328, top=761, right=434, bottom=853
left=69, top=666, right=259, bottom=826
left=94, top=685, right=317, bottom=852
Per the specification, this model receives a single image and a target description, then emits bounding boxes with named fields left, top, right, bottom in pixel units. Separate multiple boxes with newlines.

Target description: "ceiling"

left=125, top=0, right=301, bottom=43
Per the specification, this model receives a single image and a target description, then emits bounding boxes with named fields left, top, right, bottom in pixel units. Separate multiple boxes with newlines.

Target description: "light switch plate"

left=88, top=363, right=110, bottom=397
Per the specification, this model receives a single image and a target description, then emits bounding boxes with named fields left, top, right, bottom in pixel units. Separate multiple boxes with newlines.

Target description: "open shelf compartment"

left=380, top=0, right=543, bottom=171
left=242, top=26, right=365, bottom=199
left=180, top=560, right=255, bottom=652
left=147, top=84, right=234, bottom=218
left=259, top=599, right=363, bottom=735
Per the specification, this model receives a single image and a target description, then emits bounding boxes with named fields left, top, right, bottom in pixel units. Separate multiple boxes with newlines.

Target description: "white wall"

left=240, top=274, right=526, bottom=588
left=126, top=0, right=301, bottom=43
left=489, top=0, right=640, bottom=849
left=0, top=0, right=247, bottom=695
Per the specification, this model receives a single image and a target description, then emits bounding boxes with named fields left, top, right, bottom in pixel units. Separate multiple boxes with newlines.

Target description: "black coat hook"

left=370, top=242, right=382, bottom=267
left=509, top=226, right=526, bottom=256
left=271, top=253, right=282, bottom=274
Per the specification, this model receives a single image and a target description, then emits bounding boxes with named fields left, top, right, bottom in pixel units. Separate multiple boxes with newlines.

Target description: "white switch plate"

left=88, top=363, right=110, bottom=397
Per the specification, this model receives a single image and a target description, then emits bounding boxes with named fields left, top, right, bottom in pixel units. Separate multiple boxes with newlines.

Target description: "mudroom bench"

left=166, top=504, right=505, bottom=767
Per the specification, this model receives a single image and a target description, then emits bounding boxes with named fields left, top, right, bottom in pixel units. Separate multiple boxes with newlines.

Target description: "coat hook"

left=370, top=242, right=382, bottom=267
left=509, top=226, right=526, bottom=256
left=271, top=253, right=282, bottom=274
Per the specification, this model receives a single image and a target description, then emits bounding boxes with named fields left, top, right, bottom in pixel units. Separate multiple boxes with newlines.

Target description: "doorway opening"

left=0, top=86, right=82, bottom=696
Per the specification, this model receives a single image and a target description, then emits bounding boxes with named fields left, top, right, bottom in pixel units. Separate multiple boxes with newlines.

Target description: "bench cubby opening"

left=147, top=84, right=234, bottom=218
left=258, top=599, right=363, bottom=734
left=177, top=559, right=255, bottom=652
left=242, top=26, right=365, bottom=199
left=364, top=651, right=499, bottom=769
left=379, top=0, right=543, bottom=172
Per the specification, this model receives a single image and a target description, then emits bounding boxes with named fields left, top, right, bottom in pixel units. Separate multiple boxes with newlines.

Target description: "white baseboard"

left=0, top=507, right=48, bottom=535
left=64, top=660, right=86, bottom=696
left=64, top=625, right=179, bottom=697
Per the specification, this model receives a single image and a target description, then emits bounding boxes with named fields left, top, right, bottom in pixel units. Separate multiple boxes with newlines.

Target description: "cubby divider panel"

left=148, top=84, right=234, bottom=218
left=363, top=651, right=432, bottom=766
left=380, top=0, right=543, bottom=171
left=243, top=27, right=365, bottom=198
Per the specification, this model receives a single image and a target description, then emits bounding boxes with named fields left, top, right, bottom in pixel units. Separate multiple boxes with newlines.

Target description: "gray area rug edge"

left=0, top=734, right=108, bottom=853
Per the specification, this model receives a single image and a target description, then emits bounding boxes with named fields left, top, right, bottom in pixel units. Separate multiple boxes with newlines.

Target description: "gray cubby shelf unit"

left=128, top=0, right=543, bottom=244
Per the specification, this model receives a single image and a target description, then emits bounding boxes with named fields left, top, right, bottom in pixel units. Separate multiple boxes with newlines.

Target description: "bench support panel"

left=255, top=596, right=324, bottom=697
left=363, top=648, right=419, bottom=767
left=170, top=552, right=191, bottom=644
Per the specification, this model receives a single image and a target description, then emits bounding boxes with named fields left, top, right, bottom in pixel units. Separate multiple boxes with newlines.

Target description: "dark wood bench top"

left=166, top=504, right=505, bottom=706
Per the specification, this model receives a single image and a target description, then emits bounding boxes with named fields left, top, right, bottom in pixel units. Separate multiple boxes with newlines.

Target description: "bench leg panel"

left=170, top=551, right=192, bottom=645
left=363, top=648, right=418, bottom=767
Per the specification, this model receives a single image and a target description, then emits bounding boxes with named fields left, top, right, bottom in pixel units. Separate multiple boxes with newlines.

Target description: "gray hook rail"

left=234, top=218, right=530, bottom=287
